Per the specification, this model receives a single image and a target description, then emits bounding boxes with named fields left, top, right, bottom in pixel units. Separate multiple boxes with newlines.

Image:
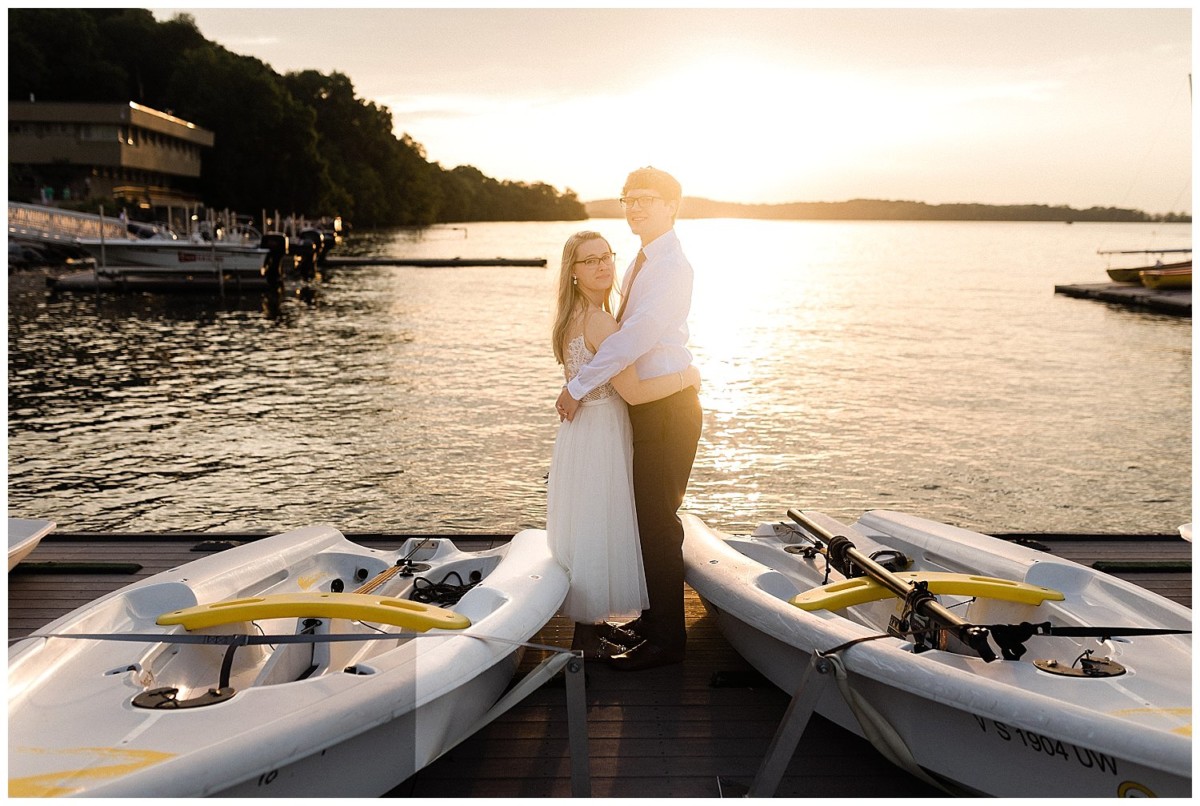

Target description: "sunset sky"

left=153, top=6, right=1193, bottom=215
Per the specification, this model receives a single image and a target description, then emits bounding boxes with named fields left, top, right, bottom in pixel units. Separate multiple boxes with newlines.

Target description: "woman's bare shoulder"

left=584, top=308, right=619, bottom=350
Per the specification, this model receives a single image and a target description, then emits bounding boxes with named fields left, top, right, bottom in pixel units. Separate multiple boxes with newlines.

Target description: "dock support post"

left=748, top=653, right=833, bottom=797
left=433, top=647, right=591, bottom=796
left=564, top=656, right=591, bottom=797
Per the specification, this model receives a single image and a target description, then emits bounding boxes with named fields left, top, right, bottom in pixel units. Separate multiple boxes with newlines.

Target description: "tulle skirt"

left=547, top=394, right=649, bottom=624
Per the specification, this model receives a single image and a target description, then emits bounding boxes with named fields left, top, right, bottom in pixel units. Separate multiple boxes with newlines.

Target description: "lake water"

left=6, top=219, right=1191, bottom=535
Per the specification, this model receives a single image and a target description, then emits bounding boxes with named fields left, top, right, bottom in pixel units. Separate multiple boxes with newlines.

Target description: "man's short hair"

left=623, top=166, right=682, bottom=202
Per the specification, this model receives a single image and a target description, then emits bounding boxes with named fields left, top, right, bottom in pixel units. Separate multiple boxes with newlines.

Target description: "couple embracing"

left=547, top=167, right=703, bottom=672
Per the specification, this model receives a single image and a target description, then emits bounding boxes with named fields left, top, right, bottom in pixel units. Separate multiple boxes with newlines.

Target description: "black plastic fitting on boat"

left=825, top=534, right=858, bottom=578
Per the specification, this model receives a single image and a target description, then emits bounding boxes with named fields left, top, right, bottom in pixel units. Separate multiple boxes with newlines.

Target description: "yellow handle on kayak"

left=157, top=592, right=471, bottom=632
left=791, top=571, right=1063, bottom=612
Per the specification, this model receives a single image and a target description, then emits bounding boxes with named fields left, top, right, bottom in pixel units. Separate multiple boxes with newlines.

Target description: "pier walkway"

left=8, top=201, right=126, bottom=246
left=323, top=256, right=547, bottom=268
left=1055, top=282, right=1191, bottom=316
left=8, top=530, right=1189, bottom=797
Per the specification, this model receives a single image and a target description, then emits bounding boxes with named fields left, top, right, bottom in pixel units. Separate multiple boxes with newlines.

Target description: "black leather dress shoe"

left=596, top=619, right=643, bottom=646
left=571, top=637, right=632, bottom=663
left=608, top=642, right=684, bottom=672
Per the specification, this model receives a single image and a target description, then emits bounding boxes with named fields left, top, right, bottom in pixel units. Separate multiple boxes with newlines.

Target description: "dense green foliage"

left=8, top=8, right=586, bottom=225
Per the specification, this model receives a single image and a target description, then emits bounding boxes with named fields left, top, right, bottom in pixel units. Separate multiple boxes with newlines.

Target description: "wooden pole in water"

left=211, top=209, right=223, bottom=296
left=96, top=205, right=104, bottom=293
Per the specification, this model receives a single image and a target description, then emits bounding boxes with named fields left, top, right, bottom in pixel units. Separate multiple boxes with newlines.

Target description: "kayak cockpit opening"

left=127, top=548, right=499, bottom=710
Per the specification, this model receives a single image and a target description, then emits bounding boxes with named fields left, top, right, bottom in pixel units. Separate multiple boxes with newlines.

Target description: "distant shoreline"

left=584, top=197, right=1190, bottom=223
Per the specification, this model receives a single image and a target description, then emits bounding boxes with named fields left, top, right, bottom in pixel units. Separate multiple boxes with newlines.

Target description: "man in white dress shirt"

left=555, top=167, right=702, bottom=671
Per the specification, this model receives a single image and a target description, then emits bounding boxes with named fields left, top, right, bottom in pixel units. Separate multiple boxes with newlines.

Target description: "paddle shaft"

left=787, top=509, right=995, bottom=661
left=355, top=537, right=437, bottom=594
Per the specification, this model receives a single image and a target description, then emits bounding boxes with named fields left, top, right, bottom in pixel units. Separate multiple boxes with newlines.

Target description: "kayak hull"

left=9, top=526, right=568, bottom=797
left=8, top=518, right=53, bottom=570
left=683, top=511, right=1192, bottom=797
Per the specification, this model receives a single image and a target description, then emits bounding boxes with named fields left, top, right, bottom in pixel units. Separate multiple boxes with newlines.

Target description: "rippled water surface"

left=7, top=219, right=1191, bottom=534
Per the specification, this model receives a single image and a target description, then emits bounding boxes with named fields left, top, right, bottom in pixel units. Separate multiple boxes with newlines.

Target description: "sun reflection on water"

left=5, top=219, right=1191, bottom=535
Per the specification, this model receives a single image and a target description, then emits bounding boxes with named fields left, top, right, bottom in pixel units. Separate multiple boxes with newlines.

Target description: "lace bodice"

left=565, top=335, right=618, bottom=403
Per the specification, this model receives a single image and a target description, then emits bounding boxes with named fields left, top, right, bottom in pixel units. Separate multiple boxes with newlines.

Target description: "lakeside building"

left=7, top=101, right=214, bottom=211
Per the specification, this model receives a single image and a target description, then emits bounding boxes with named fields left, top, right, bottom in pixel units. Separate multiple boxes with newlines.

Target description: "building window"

left=79, top=124, right=121, bottom=142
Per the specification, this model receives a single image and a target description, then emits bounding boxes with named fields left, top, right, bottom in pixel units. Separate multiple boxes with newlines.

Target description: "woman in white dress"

left=547, top=230, right=701, bottom=659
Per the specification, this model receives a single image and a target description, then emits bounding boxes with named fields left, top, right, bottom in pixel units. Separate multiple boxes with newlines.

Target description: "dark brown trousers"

left=627, top=386, right=702, bottom=653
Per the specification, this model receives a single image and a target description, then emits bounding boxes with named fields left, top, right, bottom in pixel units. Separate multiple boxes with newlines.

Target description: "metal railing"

left=8, top=202, right=129, bottom=243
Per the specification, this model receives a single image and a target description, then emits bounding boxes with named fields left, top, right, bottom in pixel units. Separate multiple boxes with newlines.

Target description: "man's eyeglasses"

left=619, top=195, right=664, bottom=210
left=574, top=252, right=616, bottom=268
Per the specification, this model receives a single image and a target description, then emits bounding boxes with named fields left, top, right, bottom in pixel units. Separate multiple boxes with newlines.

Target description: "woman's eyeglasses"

left=574, top=252, right=616, bottom=268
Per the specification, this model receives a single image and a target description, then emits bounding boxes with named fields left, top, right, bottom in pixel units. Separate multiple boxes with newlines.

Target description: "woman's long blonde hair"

left=552, top=231, right=616, bottom=365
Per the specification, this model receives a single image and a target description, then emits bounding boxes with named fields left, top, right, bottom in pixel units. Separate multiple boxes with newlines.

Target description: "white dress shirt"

left=566, top=229, right=693, bottom=401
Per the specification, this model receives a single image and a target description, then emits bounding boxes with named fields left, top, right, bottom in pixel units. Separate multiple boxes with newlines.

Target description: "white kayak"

left=9, top=526, right=568, bottom=797
left=683, top=509, right=1191, bottom=798
left=8, top=518, right=54, bottom=570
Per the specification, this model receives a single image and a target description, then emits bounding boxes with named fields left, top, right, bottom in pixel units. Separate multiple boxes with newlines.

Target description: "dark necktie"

left=616, top=249, right=646, bottom=322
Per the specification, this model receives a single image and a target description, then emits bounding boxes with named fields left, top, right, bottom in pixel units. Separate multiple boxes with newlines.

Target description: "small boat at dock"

left=8, top=518, right=54, bottom=571
left=1140, top=266, right=1192, bottom=290
left=1098, top=248, right=1191, bottom=284
left=58, top=232, right=314, bottom=292
left=1106, top=259, right=1192, bottom=284
left=682, top=508, right=1191, bottom=797
left=8, top=525, right=568, bottom=797
left=75, top=232, right=269, bottom=277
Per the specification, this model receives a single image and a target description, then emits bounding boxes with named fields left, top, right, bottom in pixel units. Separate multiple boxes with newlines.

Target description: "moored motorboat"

left=682, top=509, right=1191, bottom=797
left=75, top=235, right=269, bottom=276
left=8, top=526, right=568, bottom=797
left=8, top=518, right=54, bottom=571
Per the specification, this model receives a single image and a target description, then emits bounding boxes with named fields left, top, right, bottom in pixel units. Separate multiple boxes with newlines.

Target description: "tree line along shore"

left=587, top=198, right=1189, bottom=223
left=8, top=8, right=587, bottom=229
left=9, top=9, right=1186, bottom=229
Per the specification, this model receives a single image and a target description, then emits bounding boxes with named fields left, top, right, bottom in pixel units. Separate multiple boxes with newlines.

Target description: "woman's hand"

left=556, top=385, right=580, bottom=422
left=683, top=364, right=701, bottom=391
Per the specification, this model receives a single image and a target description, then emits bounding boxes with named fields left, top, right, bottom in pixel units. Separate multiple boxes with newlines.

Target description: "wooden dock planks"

left=396, top=589, right=944, bottom=797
